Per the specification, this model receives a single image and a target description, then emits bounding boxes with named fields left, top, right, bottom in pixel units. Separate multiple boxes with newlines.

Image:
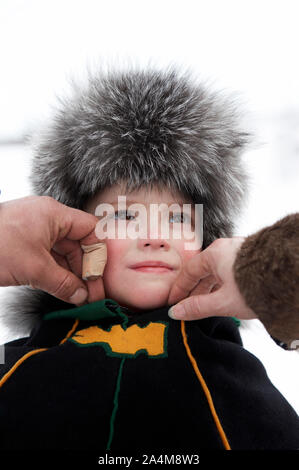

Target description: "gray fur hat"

left=2, top=65, right=251, bottom=336
left=31, top=65, right=250, bottom=248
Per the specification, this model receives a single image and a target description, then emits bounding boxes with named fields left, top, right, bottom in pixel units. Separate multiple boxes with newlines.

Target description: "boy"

left=0, top=66, right=298, bottom=450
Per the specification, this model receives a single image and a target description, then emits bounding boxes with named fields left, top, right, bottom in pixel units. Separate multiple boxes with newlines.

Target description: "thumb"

left=168, top=290, right=225, bottom=321
left=36, top=255, right=88, bottom=305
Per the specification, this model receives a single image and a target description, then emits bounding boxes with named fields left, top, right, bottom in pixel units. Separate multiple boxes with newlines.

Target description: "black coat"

left=0, top=299, right=298, bottom=451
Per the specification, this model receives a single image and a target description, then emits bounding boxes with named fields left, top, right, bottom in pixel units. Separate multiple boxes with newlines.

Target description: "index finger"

left=167, top=250, right=213, bottom=306
left=86, top=277, right=105, bottom=304
left=55, top=202, right=107, bottom=303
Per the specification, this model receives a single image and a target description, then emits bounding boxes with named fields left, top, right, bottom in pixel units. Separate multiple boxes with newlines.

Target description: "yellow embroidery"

left=70, top=322, right=167, bottom=357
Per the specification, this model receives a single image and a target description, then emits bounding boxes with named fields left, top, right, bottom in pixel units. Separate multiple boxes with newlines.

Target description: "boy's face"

left=85, top=184, right=201, bottom=312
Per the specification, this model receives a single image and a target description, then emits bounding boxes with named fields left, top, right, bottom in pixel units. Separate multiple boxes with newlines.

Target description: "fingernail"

left=69, top=288, right=88, bottom=305
left=168, top=304, right=185, bottom=320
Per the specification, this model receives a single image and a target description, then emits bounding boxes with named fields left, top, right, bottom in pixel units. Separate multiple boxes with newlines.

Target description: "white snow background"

left=0, top=0, right=298, bottom=413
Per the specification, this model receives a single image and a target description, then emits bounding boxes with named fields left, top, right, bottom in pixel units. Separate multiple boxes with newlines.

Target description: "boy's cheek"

left=104, top=238, right=130, bottom=262
left=100, top=240, right=126, bottom=285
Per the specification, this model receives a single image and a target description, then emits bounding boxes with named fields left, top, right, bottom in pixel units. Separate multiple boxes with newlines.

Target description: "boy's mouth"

left=129, top=260, right=174, bottom=273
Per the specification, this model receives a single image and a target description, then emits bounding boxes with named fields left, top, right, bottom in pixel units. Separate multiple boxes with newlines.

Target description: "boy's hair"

left=30, top=65, right=251, bottom=248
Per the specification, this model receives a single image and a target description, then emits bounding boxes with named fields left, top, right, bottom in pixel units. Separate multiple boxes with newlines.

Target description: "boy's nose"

left=137, top=237, right=170, bottom=250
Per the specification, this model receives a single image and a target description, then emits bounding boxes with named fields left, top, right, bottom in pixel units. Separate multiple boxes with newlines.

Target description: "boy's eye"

left=114, top=210, right=136, bottom=221
left=169, top=212, right=191, bottom=224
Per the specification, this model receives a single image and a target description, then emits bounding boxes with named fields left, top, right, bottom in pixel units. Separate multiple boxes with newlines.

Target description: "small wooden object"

left=81, top=242, right=107, bottom=281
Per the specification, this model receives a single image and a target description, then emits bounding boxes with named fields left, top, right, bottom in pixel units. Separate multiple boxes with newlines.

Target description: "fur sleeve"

left=233, top=213, right=299, bottom=346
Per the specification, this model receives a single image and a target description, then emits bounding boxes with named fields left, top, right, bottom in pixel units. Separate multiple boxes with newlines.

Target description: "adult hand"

left=167, top=237, right=256, bottom=320
left=0, top=196, right=105, bottom=305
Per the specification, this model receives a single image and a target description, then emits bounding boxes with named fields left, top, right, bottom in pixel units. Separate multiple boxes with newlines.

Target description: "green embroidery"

left=107, top=358, right=126, bottom=451
left=44, top=298, right=128, bottom=325
left=232, top=317, right=241, bottom=327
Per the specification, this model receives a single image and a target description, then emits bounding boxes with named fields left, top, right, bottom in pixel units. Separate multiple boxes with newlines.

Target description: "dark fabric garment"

left=0, top=299, right=298, bottom=451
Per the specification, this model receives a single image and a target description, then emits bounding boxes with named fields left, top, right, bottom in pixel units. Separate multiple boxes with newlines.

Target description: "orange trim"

left=0, top=348, right=47, bottom=388
left=0, top=319, right=79, bottom=389
left=180, top=320, right=231, bottom=450
left=60, top=319, right=79, bottom=344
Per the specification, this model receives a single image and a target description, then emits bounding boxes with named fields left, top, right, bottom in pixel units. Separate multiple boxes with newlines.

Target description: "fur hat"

left=2, top=65, right=251, bottom=336
left=31, top=65, right=250, bottom=247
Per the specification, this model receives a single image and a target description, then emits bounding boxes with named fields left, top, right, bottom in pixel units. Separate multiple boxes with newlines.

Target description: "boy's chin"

left=112, top=290, right=170, bottom=312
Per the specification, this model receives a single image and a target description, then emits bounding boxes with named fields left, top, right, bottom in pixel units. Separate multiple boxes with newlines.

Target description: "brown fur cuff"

left=233, top=213, right=299, bottom=347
